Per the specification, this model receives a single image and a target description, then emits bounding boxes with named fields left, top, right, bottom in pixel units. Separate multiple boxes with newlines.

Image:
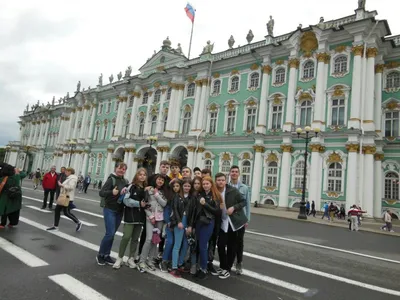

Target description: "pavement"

left=0, top=180, right=399, bottom=300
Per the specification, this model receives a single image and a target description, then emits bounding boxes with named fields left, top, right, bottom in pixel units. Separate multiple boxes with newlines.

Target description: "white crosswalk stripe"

left=0, top=237, right=49, bottom=267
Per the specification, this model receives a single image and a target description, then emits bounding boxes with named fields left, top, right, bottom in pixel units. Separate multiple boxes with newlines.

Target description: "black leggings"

left=54, top=205, right=79, bottom=227
left=1, top=210, right=20, bottom=226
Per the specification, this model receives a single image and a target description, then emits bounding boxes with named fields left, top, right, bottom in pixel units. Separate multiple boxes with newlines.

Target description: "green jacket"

left=0, top=172, right=26, bottom=215
left=224, top=185, right=248, bottom=230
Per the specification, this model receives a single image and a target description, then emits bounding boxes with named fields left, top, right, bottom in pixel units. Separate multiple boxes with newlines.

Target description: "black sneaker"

left=96, top=255, right=106, bottom=266
left=46, top=226, right=58, bottom=231
left=104, top=256, right=116, bottom=266
left=76, top=222, right=82, bottom=232
left=159, top=260, right=169, bottom=273
left=196, top=270, right=207, bottom=280
left=218, top=270, right=230, bottom=279
left=207, top=263, right=219, bottom=276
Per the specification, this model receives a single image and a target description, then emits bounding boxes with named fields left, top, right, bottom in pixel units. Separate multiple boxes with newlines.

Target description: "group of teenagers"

left=96, top=160, right=250, bottom=280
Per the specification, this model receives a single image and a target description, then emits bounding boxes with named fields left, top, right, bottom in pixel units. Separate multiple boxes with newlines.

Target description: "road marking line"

left=0, top=237, right=49, bottom=267
left=246, top=230, right=400, bottom=265
left=22, top=187, right=100, bottom=203
left=60, top=216, right=97, bottom=227
left=26, top=205, right=52, bottom=213
left=243, top=251, right=400, bottom=297
left=19, top=217, right=237, bottom=300
left=49, top=274, right=111, bottom=300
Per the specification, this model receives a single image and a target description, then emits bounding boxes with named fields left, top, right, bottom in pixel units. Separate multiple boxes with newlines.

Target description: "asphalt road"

left=0, top=181, right=399, bottom=300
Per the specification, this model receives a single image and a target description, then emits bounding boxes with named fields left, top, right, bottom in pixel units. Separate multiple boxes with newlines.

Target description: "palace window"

left=294, top=161, right=306, bottom=189
left=96, top=153, right=103, bottom=175
left=384, top=172, right=399, bottom=199
left=138, top=118, right=145, bottom=137
left=182, top=111, right=191, bottom=135
left=299, top=101, right=312, bottom=126
left=303, top=61, right=315, bottom=79
left=163, top=114, right=168, bottom=132
left=94, top=121, right=100, bottom=141
left=241, top=160, right=251, bottom=186
left=209, top=111, right=218, bottom=134
left=221, top=160, right=231, bottom=175
left=331, top=98, right=345, bottom=126
left=249, top=73, right=260, bottom=88
left=205, top=159, right=212, bottom=170
left=111, top=118, right=116, bottom=136
left=166, top=88, right=172, bottom=101
left=213, top=80, right=221, bottom=94
left=124, top=115, right=130, bottom=137
left=327, top=163, right=342, bottom=192
left=266, top=161, right=278, bottom=187
left=226, top=110, right=236, bottom=133
left=103, top=120, right=109, bottom=140
left=333, top=56, right=347, bottom=73
left=271, top=105, right=282, bottom=129
left=275, top=68, right=285, bottom=84
left=150, top=116, right=157, bottom=135
left=115, top=100, right=119, bottom=112
left=154, top=90, right=161, bottom=103
left=230, top=76, right=239, bottom=92
left=386, top=72, right=400, bottom=89
left=246, top=107, right=257, bottom=131
left=106, top=102, right=111, bottom=114
left=98, top=103, right=103, bottom=115
left=88, top=153, right=95, bottom=174
left=186, top=83, right=195, bottom=98
left=128, top=96, right=134, bottom=107
left=385, top=111, right=399, bottom=137
left=142, top=92, right=149, bottom=105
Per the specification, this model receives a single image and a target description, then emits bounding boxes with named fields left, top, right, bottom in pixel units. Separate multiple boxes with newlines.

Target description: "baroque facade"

left=5, top=4, right=400, bottom=218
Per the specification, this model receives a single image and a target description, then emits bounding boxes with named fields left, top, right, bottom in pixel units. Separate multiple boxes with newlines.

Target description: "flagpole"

left=188, top=20, right=194, bottom=59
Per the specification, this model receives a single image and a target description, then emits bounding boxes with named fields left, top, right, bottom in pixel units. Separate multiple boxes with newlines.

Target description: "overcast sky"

left=0, top=0, right=398, bottom=146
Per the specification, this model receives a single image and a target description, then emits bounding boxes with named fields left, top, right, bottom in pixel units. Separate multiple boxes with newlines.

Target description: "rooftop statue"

left=66, top=92, right=70, bottom=99
left=125, top=66, right=132, bottom=77
left=176, top=43, right=183, bottom=54
left=98, top=73, right=103, bottom=86
left=267, top=16, right=274, bottom=36
left=358, top=0, right=366, bottom=9
left=109, top=74, right=114, bottom=83
left=202, top=40, right=214, bottom=55
left=117, top=71, right=122, bottom=81
left=52, top=96, right=55, bottom=106
left=246, top=30, right=254, bottom=44
left=26, top=104, right=29, bottom=112
left=58, top=98, right=62, bottom=104
left=228, top=35, right=235, bottom=49
left=77, top=80, right=81, bottom=92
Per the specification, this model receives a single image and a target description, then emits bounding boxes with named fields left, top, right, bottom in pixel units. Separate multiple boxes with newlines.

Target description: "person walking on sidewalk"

left=381, top=209, right=394, bottom=232
left=33, top=168, right=41, bottom=189
left=329, top=203, right=337, bottom=222
left=47, top=167, right=82, bottom=232
left=41, top=166, right=58, bottom=210
left=321, top=202, right=329, bottom=220
left=55, top=167, right=67, bottom=200
left=348, top=205, right=367, bottom=232
left=82, top=173, right=91, bottom=194
left=308, top=200, right=316, bottom=217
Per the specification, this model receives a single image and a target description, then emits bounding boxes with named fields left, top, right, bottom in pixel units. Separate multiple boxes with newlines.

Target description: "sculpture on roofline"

left=88, top=86, right=91, bottom=91
left=52, top=96, right=55, bottom=106
left=109, top=74, right=114, bottom=83
left=125, top=66, right=132, bottom=77
left=246, top=30, right=254, bottom=44
left=98, top=73, right=103, bottom=86
left=117, top=71, right=122, bottom=81
left=66, top=92, right=70, bottom=99
left=76, top=80, right=81, bottom=92
left=358, top=0, right=366, bottom=9
left=201, top=40, right=214, bottom=55
left=176, top=43, right=183, bottom=54
left=228, top=35, right=235, bottom=49
left=58, top=98, right=62, bottom=104
left=36, top=100, right=40, bottom=106
left=26, top=104, right=29, bottom=112
left=267, top=16, right=274, bottom=36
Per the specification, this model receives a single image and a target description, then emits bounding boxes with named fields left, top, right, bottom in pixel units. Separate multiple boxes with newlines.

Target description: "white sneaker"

left=113, top=257, right=123, bottom=269
left=126, top=257, right=137, bottom=269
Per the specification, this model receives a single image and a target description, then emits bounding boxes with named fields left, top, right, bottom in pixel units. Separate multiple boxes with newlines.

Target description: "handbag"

left=56, top=188, right=70, bottom=207
left=199, top=215, right=211, bottom=225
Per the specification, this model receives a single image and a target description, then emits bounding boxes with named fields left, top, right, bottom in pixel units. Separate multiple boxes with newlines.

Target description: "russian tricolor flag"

left=184, top=3, right=195, bottom=23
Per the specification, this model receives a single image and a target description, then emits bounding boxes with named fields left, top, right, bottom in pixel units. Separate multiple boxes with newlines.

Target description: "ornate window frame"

left=262, top=150, right=282, bottom=192
left=321, top=150, right=347, bottom=198
left=294, top=89, right=315, bottom=127
left=381, top=98, right=400, bottom=140
left=242, top=97, right=258, bottom=133
left=153, top=89, right=162, bottom=103
left=290, top=151, right=311, bottom=194
left=203, top=151, right=216, bottom=171
left=180, top=105, right=192, bottom=135
left=219, top=152, right=233, bottom=176
left=272, top=61, right=288, bottom=87
left=185, top=82, right=196, bottom=98
left=247, top=71, right=261, bottom=91
left=382, top=160, right=400, bottom=203
left=223, top=99, right=239, bottom=135
left=211, top=79, right=222, bottom=96
left=267, top=93, right=286, bottom=131
left=326, top=84, right=350, bottom=129
left=299, top=58, right=316, bottom=82
left=237, top=151, right=254, bottom=187
left=330, top=50, right=351, bottom=78
left=88, top=152, right=96, bottom=174
left=383, top=68, right=400, bottom=93
left=206, top=103, right=220, bottom=135
left=228, top=75, right=240, bottom=94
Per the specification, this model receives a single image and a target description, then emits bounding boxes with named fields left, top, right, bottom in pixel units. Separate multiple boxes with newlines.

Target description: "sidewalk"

left=250, top=206, right=400, bottom=237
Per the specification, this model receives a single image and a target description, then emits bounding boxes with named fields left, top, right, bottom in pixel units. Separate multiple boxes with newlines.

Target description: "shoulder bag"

left=56, top=187, right=70, bottom=207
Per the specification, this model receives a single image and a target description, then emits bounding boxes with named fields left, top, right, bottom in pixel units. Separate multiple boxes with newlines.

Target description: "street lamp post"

left=68, top=140, right=77, bottom=167
left=146, top=136, right=158, bottom=149
left=146, top=136, right=158, bottom=175
left=296, top=126, right=320, bottom=220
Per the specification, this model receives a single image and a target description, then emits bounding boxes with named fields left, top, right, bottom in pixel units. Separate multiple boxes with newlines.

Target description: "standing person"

left=193, top=167, right=202, bottom=178
left=0, top=165, right=25, bottom=228
left=228, top=165, right=250, bottom=275
left=96, top=162, right=129, bottom=266
left=169, top=161, right=182, bottom=180
left=56, top=167, right=67, bottom=200
left=201, top=169, right=212, bottom=178
left=216, top=173, right=247, bottom=279
left=82, top=173, right=91, bottom=194
left=92, top=179, right=97, bottom=190
left=159, top=181, right=175, bottom=273
left=137, top=175, right=167, bottom=273
left=329, top=202, right=336, bottom=222
left=381, top=209, right=394, bottom=232
left=309, top=200, right=316, bottom=217
left=189, top=176, right=222, bottom=280
left=41, top=166, right=58, bottom=210
left=348, top=205, right=367, bottom=232
left=321, top=202, right=329, bottom=220
left=46, top=168, right=82, bottom=232
left=306, top=201, right=310, bottom=216
left=181, top=167, right=192, bottom=179
left=98, top=180, right=102, bottom=190
left=33, top=168, right=41, bottom=189
left=113, top=168, right=148, bottom=269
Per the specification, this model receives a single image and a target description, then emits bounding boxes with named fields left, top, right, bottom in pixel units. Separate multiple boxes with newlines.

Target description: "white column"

left=87, top=104, right=98, bottom=142
left=35, top=122, right=43, bottom=147
left=374, top=65, right=383, bottom=137
left=79, top=106, right=90, bottom=139
left=155, top=147, right=163, bottom=172
left=65, top=112, right=75, bottom=142
left=128, top=92, right=141, bottom=136
left=363, top=48, right=377, bottom=131
left=187, top=147, right=195, bottom=169
left=72, top=108, right=82, bottom=140
left=81, top=152, right=89, bottom=177
left=373, top=153, right=383, bottom=218
left=115, top=97, right=128, bottom=137
left=42, top=120, right=50, bottom=148
left=126, top=150, right=134, bottom=180
left=309, top=145, right=323, bottom=209
left=131, top=157, right=139, bottom=177
left=114, top=98, right=123, bottom=137
left=312, top=53, right=327, bottom=130
left=34, top=121, right=42, bottom=146
left=57, top=117, right=65, bottom=146
left=164, top=86, right=178, bottom=135
left=173, top=86, right=185, bottom=133
left=349, top=45, right=363, bottom=129
left=345, top=144, right=359, bottom=210
left=19, top=124, right=25, bottom=144
left=283, top=59, right=299, bottom=132
left=190, top=80, right=203, bottom=132
left=27, top=122, right=34, bottom=146
left=144, top=92, right=154, bottom=135
left=278, top=146, right=292, bottom=208
left=195, top=148, right=205, bottom=169
left=256, top=65, right=271, bottom=134
left=8, top=151, right=18, bottom=167
left=196, top=79, right=209, bottom=131
left=250, top=145, right=264, bottom=203
left=162, top=148, right=170, bottom=162
left=362, top=146, right=375, bottom=217
left=103, top=151, right=113, bottom=182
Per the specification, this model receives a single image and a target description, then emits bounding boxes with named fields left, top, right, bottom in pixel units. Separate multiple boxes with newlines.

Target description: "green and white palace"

left=4, top=3, right=400, bottom=218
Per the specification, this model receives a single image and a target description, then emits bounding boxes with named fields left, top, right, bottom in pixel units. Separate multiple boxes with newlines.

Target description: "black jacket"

left=223, top=185, right=248, bottom=229
left=123, top=184, right=145, bottom=224
left=172, top=193, right=195, bottom=226
left=99, top=173, right=128, bottom=212
left=190, top=191, right=221, bottom=227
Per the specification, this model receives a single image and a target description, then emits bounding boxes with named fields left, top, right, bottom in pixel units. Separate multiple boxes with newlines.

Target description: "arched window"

left=275, top=68, right=285, bottom=84
left=230, top=76, right=239, bottom=91
left=138, top=118, right=145, bottom=137
left=182, top=111, right=191, bottom=134
left=103, top=120, right=109, bottom=140
left=249, top=73, right=260, bottom=88
left=384, top=172, right=399, bottom=199
left=213, top=80, right=221, bottom=94
left=150, top=116, right=157, bottom=135
left=153, top=90, right=161, bottom=103
left=246, top=107, right=257, bottom=131
left=266, top=161, right=278, bottom=187
left=300, top=101, right=312, bottom=126
left=221, top=160, right=231, bottom=175
left=186, top=83, right=195, bottom=97
left=331, top=98, right=345, bottom=126
left=94, top=121, right=100, bottom=141
left=303, top=61, right=315, bottom=79
left=241, top=160, right=251, bottom=186
left=96, top=153, right=103, bottom=175
left=205, top=159, right=212, bottom=170
left=333, top=56, right=347, bottom=73
left=385, top=111, right=399, bottom=137
left=227, top=110, right=236, bottom=133
left=142, top=92, right=149, bottom=105
left=327, top=162, right=342, bottom=192
left=271, top=104, right=282, bottom=129
left=111, top=118, right=116, bottom=136
left=166, top=88, right=172, bottom=101
left=294, top=161, right=305, bottom=189
left=88, top=153, right=95, bottom=174
left=106, top=102, right=111, bottom=113
left=209, top=111, right=218, bottom=134
left=386, top=72, right=400, bottom=89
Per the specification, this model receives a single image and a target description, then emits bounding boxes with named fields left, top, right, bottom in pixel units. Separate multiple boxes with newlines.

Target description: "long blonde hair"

left=131, top=168, right=148, bottom=187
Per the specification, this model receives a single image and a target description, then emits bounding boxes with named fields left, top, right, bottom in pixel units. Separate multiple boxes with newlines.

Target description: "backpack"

left=7, top=186, right=22, bottom=201
left=99, top=176, right=128, bottom=208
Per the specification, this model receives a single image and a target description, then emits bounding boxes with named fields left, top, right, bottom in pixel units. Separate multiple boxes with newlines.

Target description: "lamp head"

left=304, top=126, right=311, bottom=132
left=313, top=127, right=321, bottom=133
left=296, top=128, right=303, bottom=134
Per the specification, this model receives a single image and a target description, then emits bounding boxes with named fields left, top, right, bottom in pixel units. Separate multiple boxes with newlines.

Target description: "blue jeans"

left=162, top=225, right=174, bottom=261
left=196, top=219, right=215, bottom=271
left=172, top=215, right=189, bottom=269
left=98, top=208, right=123, bottom=257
